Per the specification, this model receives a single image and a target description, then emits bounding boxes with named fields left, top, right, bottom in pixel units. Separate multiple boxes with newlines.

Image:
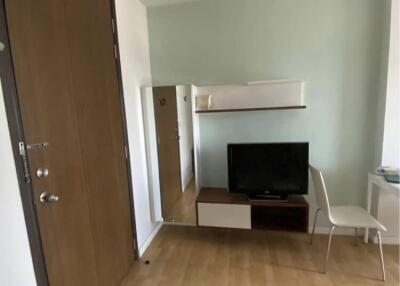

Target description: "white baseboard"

left=182, top=172, right=194, bottom=192
left=163, top=221, right=196, bottom=227
left=380, top=236, right=400, bottom=245
left=138, top=221, right=196, bottom=256
left=310, top=226, right=364, bottom=236
left=138, top=222, right=163, bottom=257
left=312, top=227, right=400, bottom=244
left=368, top=233, right=400, bottom=245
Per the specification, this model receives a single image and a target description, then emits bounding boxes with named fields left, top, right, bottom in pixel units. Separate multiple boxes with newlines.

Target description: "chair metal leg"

left=377, top=230, right=386, bottom=281
left=310, top=208, right=321, bottom=245
left=354, top=228, right=358, bottom=246
left=324, top=225, right=335, bottom=274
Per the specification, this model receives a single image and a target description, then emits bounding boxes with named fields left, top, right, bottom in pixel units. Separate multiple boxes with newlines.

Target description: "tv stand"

left=247, top=194, right=288, bottom=202
left=196, top=188, right=309, bottom=232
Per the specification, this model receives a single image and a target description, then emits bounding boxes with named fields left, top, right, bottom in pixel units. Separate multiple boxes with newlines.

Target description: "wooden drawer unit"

left=196, top=188, right=309, bottom=232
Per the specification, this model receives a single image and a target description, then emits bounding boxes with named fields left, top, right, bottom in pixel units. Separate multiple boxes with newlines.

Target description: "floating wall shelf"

left=193, top=80, right=305, bottom=113
left=195, top=105, right=306, bottom=114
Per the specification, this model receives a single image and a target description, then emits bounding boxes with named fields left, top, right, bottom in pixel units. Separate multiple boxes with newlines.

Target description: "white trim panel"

left=198, top=203, right=251, bottom=229
left=138, top=221, right=163, bottom=257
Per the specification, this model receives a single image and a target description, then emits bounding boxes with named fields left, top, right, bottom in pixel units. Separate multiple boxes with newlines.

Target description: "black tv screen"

left=228, top=143, right=309, bottom=196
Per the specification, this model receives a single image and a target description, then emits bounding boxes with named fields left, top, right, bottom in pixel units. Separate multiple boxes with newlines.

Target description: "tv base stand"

left=247, top=194, right=288, bottom=202
left=196, top=188, right=309, bottom=232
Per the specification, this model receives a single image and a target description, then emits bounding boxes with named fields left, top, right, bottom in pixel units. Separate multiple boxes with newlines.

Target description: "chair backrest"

left=309, top=165, right=331, bottom=219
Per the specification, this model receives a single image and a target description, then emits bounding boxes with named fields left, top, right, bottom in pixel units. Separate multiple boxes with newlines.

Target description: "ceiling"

left=140, top=0, right=200, bottom=7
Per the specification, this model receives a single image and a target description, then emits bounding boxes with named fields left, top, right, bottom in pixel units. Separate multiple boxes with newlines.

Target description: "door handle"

left=40, top=192, right=59, bottom=203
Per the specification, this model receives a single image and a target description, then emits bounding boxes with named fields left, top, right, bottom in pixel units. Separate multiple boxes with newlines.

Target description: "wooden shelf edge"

left=195, top=105, right=306, bottom=114
left=196, top=188, right=309, bottom=207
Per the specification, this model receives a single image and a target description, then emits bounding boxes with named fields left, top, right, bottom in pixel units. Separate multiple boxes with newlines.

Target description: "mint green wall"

left=147, top=0, right=389, bottom=207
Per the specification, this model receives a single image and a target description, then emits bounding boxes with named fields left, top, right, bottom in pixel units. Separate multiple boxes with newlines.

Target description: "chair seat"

left=330, top=206, right=387, bottom=231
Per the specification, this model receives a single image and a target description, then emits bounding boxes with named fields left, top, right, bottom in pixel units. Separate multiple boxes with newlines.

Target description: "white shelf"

left=194, top=80, right=305, bottom=113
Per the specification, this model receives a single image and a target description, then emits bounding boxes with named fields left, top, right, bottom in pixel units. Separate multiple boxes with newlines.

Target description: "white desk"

left=365, top=173, right=400, bottom=243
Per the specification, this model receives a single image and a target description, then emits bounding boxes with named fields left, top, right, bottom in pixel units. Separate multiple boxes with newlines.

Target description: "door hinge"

left=133, top=238, right=137, bottom=250
left=111, top=18, right=116, bottom=35
left=19, top=142, right=31, bottom=184
left=124, top=145, right=128, bottom=159
left=113, top=44, right=118, bottom=59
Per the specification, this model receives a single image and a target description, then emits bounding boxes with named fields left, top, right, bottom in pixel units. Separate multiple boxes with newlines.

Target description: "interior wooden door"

left=153, top=86, right=182, bottom=221
left=5, top=0, right=135, bottom=285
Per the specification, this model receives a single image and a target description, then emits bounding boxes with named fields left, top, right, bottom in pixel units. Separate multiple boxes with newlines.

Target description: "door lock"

left=36, top=167, right=49, bottom=178
left=27, top=142, right=49, bottom=150
left=40, top=192, right=59, bottom=203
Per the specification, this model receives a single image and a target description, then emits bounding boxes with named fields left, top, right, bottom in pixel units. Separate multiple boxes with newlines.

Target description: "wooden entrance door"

left=5, top=0, right=135, bottom=285
left=153, top=86, right=182, bottom=221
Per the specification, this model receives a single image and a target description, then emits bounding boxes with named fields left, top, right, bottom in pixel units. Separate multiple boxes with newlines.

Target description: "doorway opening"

left=146, top=85, right=197, bottom=225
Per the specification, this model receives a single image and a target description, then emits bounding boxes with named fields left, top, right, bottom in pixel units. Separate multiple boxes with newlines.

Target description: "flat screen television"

left=228, top=142, right=309, bottom=199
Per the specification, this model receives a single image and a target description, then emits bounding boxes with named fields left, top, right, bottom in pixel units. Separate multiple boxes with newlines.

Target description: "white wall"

left=176, top=85, right=194, bottom=190
left=382, top=0, right=400, bottom=168
left=191, top=85, right=202, bottom=192
left=141, top=87, right=162, bottom=222
left=0, top=79, right=37, bottom=286
left=115, top=0, right=162, bottom=254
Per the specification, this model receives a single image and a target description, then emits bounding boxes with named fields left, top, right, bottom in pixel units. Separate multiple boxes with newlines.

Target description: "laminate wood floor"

left=166, top=178, right=197, bottom=224
left=122, top=225, right=400, bottom=286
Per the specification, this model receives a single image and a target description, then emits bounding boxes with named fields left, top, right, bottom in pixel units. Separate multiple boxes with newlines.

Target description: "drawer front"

left=197, top=203, right=251, bottom=229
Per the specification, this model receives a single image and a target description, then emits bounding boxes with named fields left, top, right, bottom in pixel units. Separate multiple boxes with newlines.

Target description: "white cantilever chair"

left=309, top=165, right=387, bottom=281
